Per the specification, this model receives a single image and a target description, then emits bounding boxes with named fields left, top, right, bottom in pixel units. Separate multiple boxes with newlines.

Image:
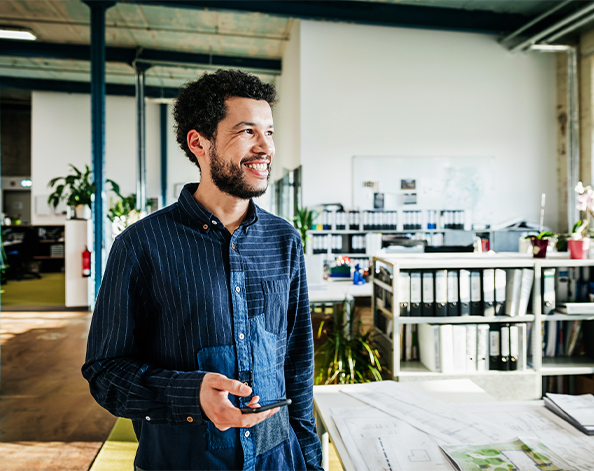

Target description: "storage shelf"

left=376, top=305, right=394, bottom=319
left=372, top=278, right=393, bottom=293
left=396, top=315, right=535, bottom=324
left=544, top=314, right=594, bottom=321
left=309, top=229, right=453, bottom=234
left=398, top=361, right=536, bottom=376
left=541, top=357, right=594, bottom=376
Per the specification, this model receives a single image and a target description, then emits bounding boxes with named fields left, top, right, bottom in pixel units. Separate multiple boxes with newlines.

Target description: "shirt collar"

left=178, top=183, right=259, bottom=230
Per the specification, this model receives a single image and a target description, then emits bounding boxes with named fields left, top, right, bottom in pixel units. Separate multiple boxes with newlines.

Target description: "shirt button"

left=231, top=243, right=236, bottom=249
left=212, top=220, right=217, bottom=225
left=187, top=416, right=194, bottom=423
left=145, top=416, right=151, bottom=421
left=244, top=431, right=250, bottom=438
left=239, top=333, right=245, bottom=340
left=203, top=224, right=208, bottom=230
left=235, top=286, right=240, bottom=293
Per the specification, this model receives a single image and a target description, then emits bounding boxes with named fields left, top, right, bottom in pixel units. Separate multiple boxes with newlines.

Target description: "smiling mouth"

left=245, top=162, right=269, bottom=172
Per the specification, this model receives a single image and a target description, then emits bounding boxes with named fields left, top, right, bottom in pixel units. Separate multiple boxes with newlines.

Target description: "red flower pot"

left=568, top=238, right=590, bottom=259
left=530, top=238, right=548, bottom=258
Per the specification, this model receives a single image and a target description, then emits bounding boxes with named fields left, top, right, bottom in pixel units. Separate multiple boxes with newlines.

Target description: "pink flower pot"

left=530, top=238, right=548, bottom=258
left=568, top=239, right=590, bottom=259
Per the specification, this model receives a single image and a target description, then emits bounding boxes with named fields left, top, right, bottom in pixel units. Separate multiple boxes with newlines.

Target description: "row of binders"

left=417, top=323, right=528, bottom=373
left=380, top=268, right=535, bottom=317
left=543, top=319, right=593, bottom=358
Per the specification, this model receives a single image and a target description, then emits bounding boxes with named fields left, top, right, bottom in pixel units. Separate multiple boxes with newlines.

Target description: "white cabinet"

left=372, top=253, right=594, bottom=400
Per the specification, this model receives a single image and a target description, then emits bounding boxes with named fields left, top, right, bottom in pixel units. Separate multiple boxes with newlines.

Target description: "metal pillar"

left=85, top=1, right=114, bottom=299
left=567, top=48, right=580, bottom=229
left=160, top=103, right=168, bottom=207
left=134, top=63, right=150, bottom=213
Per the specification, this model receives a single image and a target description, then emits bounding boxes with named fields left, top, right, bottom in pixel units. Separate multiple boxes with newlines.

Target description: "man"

left=82, top=69, right=323, bottom=471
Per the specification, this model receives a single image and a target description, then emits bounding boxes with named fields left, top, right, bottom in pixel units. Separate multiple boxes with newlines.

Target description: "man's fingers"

left=207, top=374, right=252, bottom=397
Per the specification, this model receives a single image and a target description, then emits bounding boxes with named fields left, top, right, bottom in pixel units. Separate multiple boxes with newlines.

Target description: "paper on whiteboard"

left=331, top=406, right=449, bottom=471
left=461, top=401, right=594, bottom=471
left=341, top=381, right=510, bottom=445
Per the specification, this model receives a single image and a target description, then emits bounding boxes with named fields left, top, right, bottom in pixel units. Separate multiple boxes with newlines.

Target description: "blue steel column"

left=86, top=1, right=114, bottom=298
left=160, top=103, right=168, bottom=207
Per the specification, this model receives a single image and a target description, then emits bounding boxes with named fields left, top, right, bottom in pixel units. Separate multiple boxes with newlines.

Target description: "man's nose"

left=253, top=134, right=274, bottom=156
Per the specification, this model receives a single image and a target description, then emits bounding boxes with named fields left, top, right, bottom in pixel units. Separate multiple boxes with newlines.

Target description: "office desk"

left=312, top=379, right=497, bottom=471
left=308, top=279, right=372, bottom=305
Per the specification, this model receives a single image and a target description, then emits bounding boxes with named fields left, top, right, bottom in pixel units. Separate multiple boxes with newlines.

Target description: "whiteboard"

left=352, top=156, right=495, bottom=226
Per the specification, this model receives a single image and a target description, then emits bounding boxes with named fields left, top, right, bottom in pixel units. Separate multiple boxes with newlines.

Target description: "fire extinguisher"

left=82, top=245, right=91, bottom=277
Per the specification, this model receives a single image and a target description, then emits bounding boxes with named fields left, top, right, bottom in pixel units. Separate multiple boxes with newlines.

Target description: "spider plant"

left=315, top=298, right=385, bottom=385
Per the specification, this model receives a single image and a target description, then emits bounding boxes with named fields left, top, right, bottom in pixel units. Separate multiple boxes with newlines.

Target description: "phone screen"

left=240, top=398, right=292, bottom=414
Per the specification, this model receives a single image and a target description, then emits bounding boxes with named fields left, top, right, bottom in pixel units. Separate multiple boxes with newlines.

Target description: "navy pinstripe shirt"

left=82, top=183, right=322, bottom=470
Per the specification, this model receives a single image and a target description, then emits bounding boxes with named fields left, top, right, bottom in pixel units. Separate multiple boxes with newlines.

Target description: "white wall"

left=31, top=92, right=192, bottom=224
left=165, top=104, right=201, bottom=205
left=290, top=20, right=558, bottom=229
left=272, top=19, right=302, bottom=183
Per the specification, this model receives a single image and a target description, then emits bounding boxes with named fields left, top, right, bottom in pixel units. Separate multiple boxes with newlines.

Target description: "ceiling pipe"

left=531, top=44, right=580, bottom=231
left=500, top=0, right=573, bottom=45
left=512, top=2, right=594, bottom=52
left=543, top=10, right=594, bottom=44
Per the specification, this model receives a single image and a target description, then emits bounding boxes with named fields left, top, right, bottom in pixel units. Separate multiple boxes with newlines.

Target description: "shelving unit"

left=372, top=253, right=594, bottom=399
left=372, top=253, right=536, bottom=400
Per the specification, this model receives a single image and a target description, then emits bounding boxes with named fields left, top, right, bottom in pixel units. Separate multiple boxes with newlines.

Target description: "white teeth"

left=246, top=163, right=268, bottom=171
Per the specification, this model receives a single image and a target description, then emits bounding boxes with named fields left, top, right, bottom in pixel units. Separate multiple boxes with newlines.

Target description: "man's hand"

left=199, top=373, right=279, bottom=431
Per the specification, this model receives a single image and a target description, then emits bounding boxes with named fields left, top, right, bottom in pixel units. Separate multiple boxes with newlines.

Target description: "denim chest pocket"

left=261, top=279, right=289, bottom=335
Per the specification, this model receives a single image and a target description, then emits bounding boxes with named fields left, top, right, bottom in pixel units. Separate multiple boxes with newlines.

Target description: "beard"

left=209, top=142, right=270, bottom=200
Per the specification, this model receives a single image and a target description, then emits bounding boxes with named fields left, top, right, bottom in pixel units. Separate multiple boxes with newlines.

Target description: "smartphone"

left=240, top=398, right=292, bottom=414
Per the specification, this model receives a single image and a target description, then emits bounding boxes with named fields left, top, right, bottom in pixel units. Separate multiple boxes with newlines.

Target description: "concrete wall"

left=277, top=20, right=558, bottom=229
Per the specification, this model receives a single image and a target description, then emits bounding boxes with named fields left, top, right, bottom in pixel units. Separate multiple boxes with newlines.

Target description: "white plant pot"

left=75, top=205, right=91, bottom=220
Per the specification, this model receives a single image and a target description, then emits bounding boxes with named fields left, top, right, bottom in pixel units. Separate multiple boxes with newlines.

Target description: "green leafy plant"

left=47, top=164, right=119, bottom=210
left=107, top=181, right=152, bottom=222
left=315, top=298, right=385, bottom=385
left=293, top=207, right=313, bottom=252
left=47, top=164, right=95, bottom=209
left=524, top=231, right=553, bottom=240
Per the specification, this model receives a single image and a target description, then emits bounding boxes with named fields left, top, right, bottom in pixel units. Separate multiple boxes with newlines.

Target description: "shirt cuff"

left=165, top=371, right=207, bottom=425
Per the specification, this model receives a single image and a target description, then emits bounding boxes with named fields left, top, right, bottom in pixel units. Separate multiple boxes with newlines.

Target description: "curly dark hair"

left=173, top=69, right=277, bottom=170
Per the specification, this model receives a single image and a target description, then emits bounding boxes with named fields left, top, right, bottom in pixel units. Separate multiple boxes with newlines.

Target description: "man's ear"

left=187, top=130, right=209, bottom=159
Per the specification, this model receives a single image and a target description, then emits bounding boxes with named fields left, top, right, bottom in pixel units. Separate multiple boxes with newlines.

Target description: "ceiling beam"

left=121, top=0, right=529, bottom=34
left=0, top=40, right=282, bottom=72
left=0, top=76, right=179, bottom=98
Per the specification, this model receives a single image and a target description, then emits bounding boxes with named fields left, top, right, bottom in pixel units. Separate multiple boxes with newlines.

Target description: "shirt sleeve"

left=81, top=236, right=207, bottom=426
left=284, top=239, right=324, bottom=471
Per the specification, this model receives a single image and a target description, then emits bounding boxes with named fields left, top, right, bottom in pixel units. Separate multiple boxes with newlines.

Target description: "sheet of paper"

left=341, top=381, right=510, bottom=445
left=331, top=406, right=449, bottom=471
left=441, top=437, right=576, bottom=471
left=547, top=393, right=594, bottom=426
left=462, top=401, right=594, bottom=471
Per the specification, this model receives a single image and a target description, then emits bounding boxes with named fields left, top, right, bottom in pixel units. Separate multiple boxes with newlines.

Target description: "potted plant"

left=567, top=220, right=590, bottom=259
left=315, top=298, right=385, bottom=384
left=572, top=181, right=594, bottom=259
left=293, top=207, right=313, bottom=253
left=47, top=165, right=95, bottom=219
left=108, top=181, right=153, bottom=236
left=524, top=231, right=553, bottom=259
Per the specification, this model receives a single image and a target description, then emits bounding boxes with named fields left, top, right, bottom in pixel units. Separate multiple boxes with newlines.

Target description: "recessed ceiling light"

left=0, top=26, right=36, bottom=41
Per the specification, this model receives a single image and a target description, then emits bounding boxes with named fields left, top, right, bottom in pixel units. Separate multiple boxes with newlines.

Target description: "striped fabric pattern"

left=82, top=183, right=322, bottom=470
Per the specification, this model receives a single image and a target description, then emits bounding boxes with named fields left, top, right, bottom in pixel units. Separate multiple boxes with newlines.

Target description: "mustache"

left=241, top=155, right=271, bottom=165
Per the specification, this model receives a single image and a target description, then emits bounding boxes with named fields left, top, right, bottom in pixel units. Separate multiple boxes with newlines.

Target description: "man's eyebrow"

left=231, top=121, right=274, bottom=129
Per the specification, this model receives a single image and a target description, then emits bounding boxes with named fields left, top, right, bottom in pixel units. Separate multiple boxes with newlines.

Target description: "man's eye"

left=242, top=129, right=253, bottom=134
